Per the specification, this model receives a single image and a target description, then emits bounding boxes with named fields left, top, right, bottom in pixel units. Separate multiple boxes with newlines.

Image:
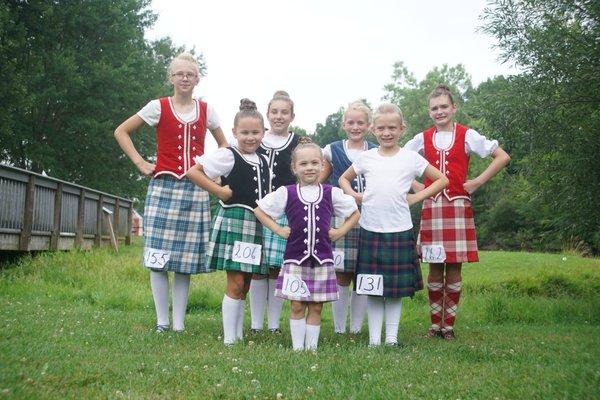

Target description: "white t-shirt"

left=256, top=184, right=357, bottom=220
left=403, top=128, right=498, bottom=158
left=137, top=98, right=220, bottom=129
left=353, top=148, right=429, bottom=233
left=322, top=140, right=369, bottom=163
left=194, top=147, right=263, bottom=180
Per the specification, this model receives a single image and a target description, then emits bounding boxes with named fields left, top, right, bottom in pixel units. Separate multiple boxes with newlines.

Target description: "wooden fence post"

left=19, top=176, right=35, bottom=251
left=75, top=189, right=85, bottom=248
left=95, top=195, right=104, bottom=247
left=50, top=182, right=63, bottom=250
left=126, top=203, right=133, bottom=245
left=113, top=199, right=121, bottom=242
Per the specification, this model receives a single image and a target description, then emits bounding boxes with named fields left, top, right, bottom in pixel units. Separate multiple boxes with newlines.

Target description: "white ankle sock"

left=289, top=318, right=306, bottom=351
left=236, top=299, right=245, bottom=340
left=349, top=291, right=367, bottom=333
left=249, top=279, right=267, bottom=330
left=222, top=294, right=240, bottom=345
left=150, top=271, right=170, bottom=327
left=172, top=273, right=190, bottom=331
left=332, top=285, right=350, bottom=333
left=305, top=324, right=321, bottom=351
left=267, top=279, right=283, bottom=330
left=367, top=296, right=384, bottom=346
left=384, top=297, right=402, bottom=345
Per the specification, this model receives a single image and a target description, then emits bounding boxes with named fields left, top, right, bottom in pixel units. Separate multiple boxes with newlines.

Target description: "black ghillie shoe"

left=155, top=324, right=169, bottom=333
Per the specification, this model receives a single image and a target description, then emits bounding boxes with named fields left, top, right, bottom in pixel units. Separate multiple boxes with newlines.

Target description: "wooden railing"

left=0, top=164, right=133, bottom=251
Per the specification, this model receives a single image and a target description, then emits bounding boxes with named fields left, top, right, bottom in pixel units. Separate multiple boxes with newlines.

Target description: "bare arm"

left=329, top=210, right=360, bottom=242
left=319, top=159, right=332, bottom=183
left=464, top=147, right=511, bottom=194
left=338, top=166, right=362, bottom=205
left=209, top=127, right=228, bottom=148
left=114, top=114, right=155, bottom=176
left=254, top=207, right=290, bottom=239
left=186, top=164, right=232, bottom=201
left=407, top=166, right=448, bottom=206
left=411, top=180, right=425, bottom=193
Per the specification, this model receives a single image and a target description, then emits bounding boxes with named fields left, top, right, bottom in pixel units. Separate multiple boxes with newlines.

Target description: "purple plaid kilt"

left=275, top=259, right=339, bottom=302
left=356, top=228, right=423, bottom=298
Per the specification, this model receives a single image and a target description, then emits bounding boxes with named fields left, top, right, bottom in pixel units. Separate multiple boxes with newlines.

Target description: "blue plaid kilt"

left=356, top=228, right=423, bottom=298
left=332, top=215, right=360, bottom=273
left=262, top=214, right=288, bottom=270
left=143, top=176, right=212, bottom=274
left=207, top=206, right=268, bottom=274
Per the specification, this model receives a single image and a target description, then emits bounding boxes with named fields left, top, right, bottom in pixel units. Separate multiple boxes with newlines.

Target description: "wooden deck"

left=0, top=164, right=133, bottom=251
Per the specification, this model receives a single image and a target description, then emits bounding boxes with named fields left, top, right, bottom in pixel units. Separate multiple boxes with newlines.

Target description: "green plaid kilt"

left=356, top=228, right=423, bottom=298
left=332, top=215, right=360, bottom=273
left=261, top=214, right=288, bottom=270
left=207, top=206, right=268, bottom=274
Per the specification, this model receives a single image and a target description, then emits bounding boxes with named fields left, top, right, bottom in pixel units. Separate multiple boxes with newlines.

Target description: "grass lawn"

left=1, top=240, right=599, bottom=399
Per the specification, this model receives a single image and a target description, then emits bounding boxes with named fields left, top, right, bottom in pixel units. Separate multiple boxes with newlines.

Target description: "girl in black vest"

left=187, top=99, right=269, bottom=345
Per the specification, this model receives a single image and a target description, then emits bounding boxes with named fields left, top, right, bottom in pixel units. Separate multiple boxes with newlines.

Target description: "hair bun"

left=239, top=98, right=257, bottom=111
left=273, top=90, right=290, bottom=98
left=297, top=136, right=312, bottom=145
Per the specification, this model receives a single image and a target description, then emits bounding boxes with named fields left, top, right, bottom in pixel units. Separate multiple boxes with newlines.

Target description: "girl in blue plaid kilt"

left=115, top=53, right=227, bottom=333
left=187, top=99, right=269, bottom=345
left=339, top=103, right=448, bottom=347
left=249, top=91, right=300, bottom=334
left=255, top=139, right=360, bottom=351
left=320, top=100, right=377, bottom=335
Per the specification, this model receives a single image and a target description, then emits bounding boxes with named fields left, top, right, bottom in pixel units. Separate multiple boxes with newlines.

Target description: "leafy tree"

left=289, top=125, right=308, bottom=138
left=310, top=108, right=345, bottom=146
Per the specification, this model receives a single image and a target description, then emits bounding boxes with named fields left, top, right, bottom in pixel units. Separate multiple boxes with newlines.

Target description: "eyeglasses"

left=171, top=72, right=198, bottom=80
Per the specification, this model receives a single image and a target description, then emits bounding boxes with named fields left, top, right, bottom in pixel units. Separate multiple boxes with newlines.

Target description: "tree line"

left=1, top=0, right=597, bottom=253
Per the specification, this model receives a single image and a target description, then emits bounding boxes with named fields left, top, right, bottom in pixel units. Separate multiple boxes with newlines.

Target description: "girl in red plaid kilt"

left=187, top=99, right=269, bottom=345
left=114, top=53, right=227, bottom=333
left=320, top=100, right=378, bottom=335
left=340, top=104, right=448, bottom=347
left=404, top=85, right=511, bottom=340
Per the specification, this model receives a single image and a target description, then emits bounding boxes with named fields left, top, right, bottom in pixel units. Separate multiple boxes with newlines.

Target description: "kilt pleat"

left=207, top=206, right=267, bottom=274
left=143, top=176, right=212, bottom=274
left=332, top=215, right=360, bottom=273
left=356, top=228, right=423, bottom=298
left=418, top=197, right=479, bottom=263
left=262, top=215, right=288, bottom=270
left=275, top=259, right=338, bottom=302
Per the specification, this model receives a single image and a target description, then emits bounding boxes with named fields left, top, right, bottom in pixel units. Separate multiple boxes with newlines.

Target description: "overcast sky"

left=147, top=0, right=516, bottom=147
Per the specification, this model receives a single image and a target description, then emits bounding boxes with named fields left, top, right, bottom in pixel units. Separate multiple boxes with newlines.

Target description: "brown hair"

left=291, top=136, right=322, bottom=165
left=428, top=84, right=455, bottom=105
left=267, top=90, right=295, bottom=115
left=372, top=103, right=407, bottom=128
left=233, top=98, right=264, bottom=128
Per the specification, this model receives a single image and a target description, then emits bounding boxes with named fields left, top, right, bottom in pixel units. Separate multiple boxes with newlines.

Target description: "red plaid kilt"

left=418, top=196, right=479, bottom=263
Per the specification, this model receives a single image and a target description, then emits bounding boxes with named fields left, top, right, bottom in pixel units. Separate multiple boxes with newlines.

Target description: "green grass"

left=1, top=241, right=599, bottom=399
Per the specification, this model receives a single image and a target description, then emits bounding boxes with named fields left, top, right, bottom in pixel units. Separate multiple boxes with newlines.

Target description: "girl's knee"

left=290, top=301, right=306, bottom=317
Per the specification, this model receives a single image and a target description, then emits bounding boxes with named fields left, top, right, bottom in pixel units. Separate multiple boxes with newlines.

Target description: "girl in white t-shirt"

left=339, top=103, right=448, bottom=347
left=114, top=53, right=227, bottom=333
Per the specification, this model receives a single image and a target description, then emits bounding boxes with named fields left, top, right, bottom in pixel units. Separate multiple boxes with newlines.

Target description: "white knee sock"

left=305, top=324, right=321, bottom=351
left=332, top=285, right=350, bottom=333
left=289, top=318, right=306, bottom=351
left=350, top=291, right=367, bottom=333
left=150, top=271, right=170, bottom=327
left=172, top=273, right=190, bottom=331
left=249, top=279, right=267, bottom=330
left=384, top=297, right=402, bottom=345
left=267, top=279, right=283, bottom=330
left=367, top=296, right=384, bottom=346
left=236, top=299, right=245, bottom=341
left=222, top=294, right=240, bottom=345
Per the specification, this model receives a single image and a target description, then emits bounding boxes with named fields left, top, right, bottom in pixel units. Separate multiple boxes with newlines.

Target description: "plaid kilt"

left=206, top=206, right=267, bottom=274
left=275, top=259, right=339, bottom=302
left=418, top=196, right=479, bottom=263
left=262, top=215, right=288, bottom=270
left=356, top=228, right=423, bottom=298
left=143, top=176, right=212, bottom=274
left=332, top=215, right=360, bottom=273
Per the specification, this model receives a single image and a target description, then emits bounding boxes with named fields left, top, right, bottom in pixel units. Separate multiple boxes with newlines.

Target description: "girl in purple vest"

left=187, top=99, right=269, bottom=345
left=320, top=100, right=377, bottom=335
left=404, top=85, right=510, bottom=340
left=114, top=52, right=227, bottom=333
left=254, top=139, right=360, bottom=351
left=340, top=103, right=448, bottom=347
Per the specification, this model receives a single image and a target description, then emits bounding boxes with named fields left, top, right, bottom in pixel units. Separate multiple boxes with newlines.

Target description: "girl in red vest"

left=114, top=53, right=227, bottom=333
left=404, top=85, right=510, bottom=340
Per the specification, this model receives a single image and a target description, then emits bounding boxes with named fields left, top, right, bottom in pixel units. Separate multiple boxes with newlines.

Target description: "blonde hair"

left=344, top=100, right=372, bottom=124
left=372, top=103, right=406, bottom=128
left=233, top=98, right=264, bottom=128
left=291, top=136, right=322, bottom=165
left=167, top=52, right=200, bottom=79
left=428, top=84, right=455, bottom=105
left=267, top=90, right=295, bottom=115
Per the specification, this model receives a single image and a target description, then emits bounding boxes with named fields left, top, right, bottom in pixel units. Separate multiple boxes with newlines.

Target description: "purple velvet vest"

left=283, top=184, right=334, bottom=265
